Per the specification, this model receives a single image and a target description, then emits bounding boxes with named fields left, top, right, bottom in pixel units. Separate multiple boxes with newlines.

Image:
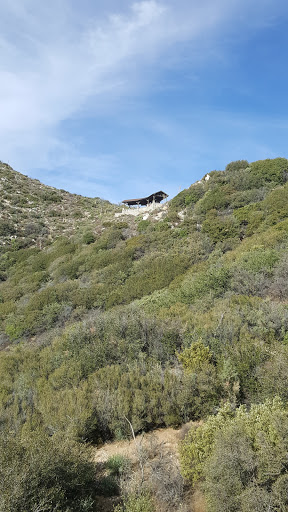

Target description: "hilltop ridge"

left=0, top=161, right=118, bottom=249
left=1, top=157, right=288, bottom=343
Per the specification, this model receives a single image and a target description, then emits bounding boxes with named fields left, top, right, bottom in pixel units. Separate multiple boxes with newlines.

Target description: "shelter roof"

left=122, top=191, right=168, bottom=206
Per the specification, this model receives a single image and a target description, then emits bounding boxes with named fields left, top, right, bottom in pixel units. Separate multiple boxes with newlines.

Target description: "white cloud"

left=0, top=0, right=287, bottom=197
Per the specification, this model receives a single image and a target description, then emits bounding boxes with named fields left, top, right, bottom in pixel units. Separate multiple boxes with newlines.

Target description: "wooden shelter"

left=122, top=191, right=168, bottom=207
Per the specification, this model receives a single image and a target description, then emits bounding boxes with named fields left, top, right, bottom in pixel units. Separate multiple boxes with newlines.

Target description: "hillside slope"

left=1, top=158, right=288, bottom=511
left=0, top=161, right=118, bottom=249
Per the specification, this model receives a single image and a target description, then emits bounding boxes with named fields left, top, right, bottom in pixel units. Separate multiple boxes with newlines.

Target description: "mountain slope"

left=0, top=161, right=118, bottom=249
left=1, top=157, right=288, bottom=512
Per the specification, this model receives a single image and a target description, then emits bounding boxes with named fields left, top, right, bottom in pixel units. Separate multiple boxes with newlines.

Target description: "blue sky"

left=1, top=1, right=288, bottom=203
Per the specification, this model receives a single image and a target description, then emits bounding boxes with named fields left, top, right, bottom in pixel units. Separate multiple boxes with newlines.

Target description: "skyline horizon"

left=1, top=1, right=288, bottom=203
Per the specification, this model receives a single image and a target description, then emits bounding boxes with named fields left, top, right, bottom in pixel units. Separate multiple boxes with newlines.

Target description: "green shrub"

left=177, top=341, right=212, bottom=372
left=83, top=232, right=96, bottom=244
left=233, top=203, right=265, bottom=235
left=248, top=158, right=288, bottom=187
left=225, top=160, right=249, bottom=173
left=107, top=253, right=190, bottom=307
left=202, top=212, right=240, bottom=243
left=114, top=491, right=155, bottom=512
left=203, top=399, right=288, bottom=512
left=0, top=429, right=96, bottom=512
left=185, top=183, right=206, bottom=206
left=229, top=187, right=267, bottom=209
left=0, top=221, right=16, bottom=236
left=196, top=185, right=234, bottom=214
left=137, top=220, right=151, bottom=233
left=107, top=454, right=131, bottom=476
left=41, top=190, right=62, bottom=203
left=180, top=265, right=231, bottom=304
left=180, top=402, right=235, bottom=483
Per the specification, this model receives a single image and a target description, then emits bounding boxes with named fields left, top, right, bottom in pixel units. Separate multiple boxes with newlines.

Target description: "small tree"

left=177, top=341, right=212, bottom=372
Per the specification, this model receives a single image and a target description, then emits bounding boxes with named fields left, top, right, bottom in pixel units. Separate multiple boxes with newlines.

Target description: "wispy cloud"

left=0, top=0, right=287, bottom=200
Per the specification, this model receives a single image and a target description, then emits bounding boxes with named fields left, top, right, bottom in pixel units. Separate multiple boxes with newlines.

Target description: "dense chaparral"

left=1, top=158, right=288, bottom=511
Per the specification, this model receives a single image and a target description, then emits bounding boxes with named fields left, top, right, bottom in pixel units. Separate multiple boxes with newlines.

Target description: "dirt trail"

left=93, top=423, right=206, bottom=512
left=94, top=425, right=185, bottom=465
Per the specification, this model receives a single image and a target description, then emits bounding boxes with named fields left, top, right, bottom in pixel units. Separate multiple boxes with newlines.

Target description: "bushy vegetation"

left=2, top=157, right=288, bottom=510
left=0, top=429, right=96, bottom=512
left=181, top=399, right=288, bottom=512
left=0, top=161, right=118, bottom=250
